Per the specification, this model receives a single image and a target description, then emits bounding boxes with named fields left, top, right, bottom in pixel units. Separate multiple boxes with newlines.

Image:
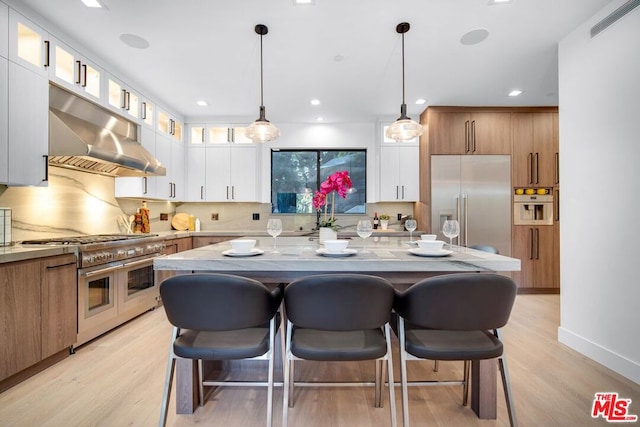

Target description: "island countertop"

left=154, top=236, right=520, bottom=284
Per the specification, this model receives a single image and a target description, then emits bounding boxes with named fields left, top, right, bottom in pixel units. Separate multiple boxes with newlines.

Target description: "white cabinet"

left=50, top=37, right=102, bottom=101
left=207, top=145, right=257, bottom=202
left=185, top=145, right=206, bottom=201
left=1, top=3, right=8, bottom=59
left=158, top=109, right=183, bottom=143
left=0, top=58, right=7, bottom=183
left=154, top=132, right=184, bottom=200
left=8, top=10, right=49, bottom=76
left=7, top=60, right=48, bottom=186
left=107, top=75, right=140, bottom=120
left=379, top=144, right=419, bottom=201
left=4, top=9, right=48, bottom=186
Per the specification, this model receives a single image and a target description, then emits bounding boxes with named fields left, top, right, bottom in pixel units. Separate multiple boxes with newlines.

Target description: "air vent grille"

left=590, top=0, right=639, bottom=38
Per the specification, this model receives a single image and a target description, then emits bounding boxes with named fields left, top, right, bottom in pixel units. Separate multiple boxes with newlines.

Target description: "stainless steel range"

left=23, top=234, right=166, bottom=346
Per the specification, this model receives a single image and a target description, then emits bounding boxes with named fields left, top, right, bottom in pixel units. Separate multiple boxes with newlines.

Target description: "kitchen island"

left=154, top=236, right=520, bottom=286
left=154, top=236, right=521, bottom=420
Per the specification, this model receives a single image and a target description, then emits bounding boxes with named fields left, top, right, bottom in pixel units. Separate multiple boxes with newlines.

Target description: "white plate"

left=408, top=248, right=453, bottom=257
left=222, top=248, right=265, bottom=257
left=316, top=248, right=358, bottom=257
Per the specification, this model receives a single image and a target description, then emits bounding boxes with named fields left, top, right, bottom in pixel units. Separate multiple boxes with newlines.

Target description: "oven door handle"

left=122, top=255, right=159, bottom=269
left=80, top=263, right=125, bottom=278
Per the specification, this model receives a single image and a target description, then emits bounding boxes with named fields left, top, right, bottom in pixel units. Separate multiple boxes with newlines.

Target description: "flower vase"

left=319, top=227, right=337, bottom=244
left=380, top=220, right=389, bottom=230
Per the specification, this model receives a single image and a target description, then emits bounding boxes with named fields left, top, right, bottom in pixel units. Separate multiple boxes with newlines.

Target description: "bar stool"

left=282, top=274, right=397, bottom=427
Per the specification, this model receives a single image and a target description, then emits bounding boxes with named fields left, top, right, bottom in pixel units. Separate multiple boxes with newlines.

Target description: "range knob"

left=82, top=254, right=94, bottom=265
left=135, top=247, right=144, bottom=255
left=116, top=249, right=126, bottom=259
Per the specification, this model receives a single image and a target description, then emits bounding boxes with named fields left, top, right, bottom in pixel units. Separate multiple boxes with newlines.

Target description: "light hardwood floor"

left=0, top=295, right=638, bottom=426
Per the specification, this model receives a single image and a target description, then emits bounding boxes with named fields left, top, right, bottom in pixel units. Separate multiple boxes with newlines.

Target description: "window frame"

left=270, top=149, right=367, bottom=215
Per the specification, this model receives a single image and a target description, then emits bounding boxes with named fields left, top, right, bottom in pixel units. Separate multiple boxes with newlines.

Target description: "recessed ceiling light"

left=294, top=0, right=315, bottom=5
left=316, top=117, right=324, bottom=122
left=415, top=98, right=427, bottom=105
left=508, top=90, right=523, bottom=97
left=310, top=99, right=321, bottom=106
left=81, top=0, right=103, bottom=8
left=488, top=0, right=512, bottom=5
left=196, top=100, right=208, bottom=106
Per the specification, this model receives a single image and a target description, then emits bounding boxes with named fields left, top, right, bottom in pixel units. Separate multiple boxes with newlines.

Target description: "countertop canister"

left=1, top=208, right=11, bottom=246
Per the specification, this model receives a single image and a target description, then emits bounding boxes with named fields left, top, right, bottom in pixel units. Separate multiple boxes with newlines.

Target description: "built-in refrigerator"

left=431, top=155, right=511, bottom=256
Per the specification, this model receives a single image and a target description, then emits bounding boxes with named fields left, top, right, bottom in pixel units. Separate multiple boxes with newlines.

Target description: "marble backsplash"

left=0, top=167, right=415, bottom=242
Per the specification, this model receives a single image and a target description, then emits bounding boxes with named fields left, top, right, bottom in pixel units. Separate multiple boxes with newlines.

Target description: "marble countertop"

left=154, top=236, right=520, bottom=284
left=0, top=245, right=76, bottom=264
left=0, top=230, right=417, bottom=264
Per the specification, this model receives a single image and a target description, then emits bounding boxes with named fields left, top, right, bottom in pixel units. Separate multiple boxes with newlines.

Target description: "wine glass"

left=405, top=219, right=417, bottom=243
left=442, top=220, right=460, bottom=249
left=357, top=220, right=373, bottom=253
left=267, top=219, right=282, bottom=252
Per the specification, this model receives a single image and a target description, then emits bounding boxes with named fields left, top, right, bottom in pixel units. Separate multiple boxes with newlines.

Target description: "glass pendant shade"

left=386, top=117, right=423, bottom=141
left=386, top=103, right=423, bottom=141
left=246, top=108, right=280, bottom=143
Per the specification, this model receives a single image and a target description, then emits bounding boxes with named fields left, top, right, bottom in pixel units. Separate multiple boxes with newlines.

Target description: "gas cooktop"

left=22, top=234, right=158, bottom=245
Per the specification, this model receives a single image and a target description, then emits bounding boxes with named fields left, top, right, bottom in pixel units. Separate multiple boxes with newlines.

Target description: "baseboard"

left=517, top=287, right=560, bottom=294
left=558, top=326, right=640, bottom=385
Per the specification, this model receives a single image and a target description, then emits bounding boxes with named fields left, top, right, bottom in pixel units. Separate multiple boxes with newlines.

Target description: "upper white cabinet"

left=379, top=144, right=419, bottom=201
left=8, top=10, right=49, bottom=76
left=185, top=124, right=258, bottom=202
left=7, top=60, right=48, bottom=185
left=107, top=75, right=140, bottom=120
left=0, top=58, right=8, bottom=183
left=4, top=10, right=48, bottom=186
left=50, top=37, right=101, bottom=101
left=158, top=109, right=183, bottom=143
left=1, top=3, right=8, bottom=59
left=207, top=145, right=257, bottom=202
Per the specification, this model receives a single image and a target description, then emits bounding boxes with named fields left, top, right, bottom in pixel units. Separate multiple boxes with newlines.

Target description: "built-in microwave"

left=514, top=194, right=554, bottom=225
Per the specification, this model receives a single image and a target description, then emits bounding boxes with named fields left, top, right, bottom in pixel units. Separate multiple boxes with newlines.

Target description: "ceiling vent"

left=590, top=0, right=639, bottom=38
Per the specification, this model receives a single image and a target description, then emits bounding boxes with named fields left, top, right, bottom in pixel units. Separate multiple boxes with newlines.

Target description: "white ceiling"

left=10, top=0, right=611, bottom=124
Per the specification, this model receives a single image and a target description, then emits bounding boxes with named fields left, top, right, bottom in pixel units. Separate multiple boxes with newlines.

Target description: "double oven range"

left=23, top=234, right=166, bottom=347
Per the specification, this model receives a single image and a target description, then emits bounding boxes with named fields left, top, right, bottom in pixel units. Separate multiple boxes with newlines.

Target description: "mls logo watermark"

left=592, top=392, right=638, bottom=422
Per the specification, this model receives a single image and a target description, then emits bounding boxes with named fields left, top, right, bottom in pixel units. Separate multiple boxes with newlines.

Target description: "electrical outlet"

left=211, top=213, right=219, bottom=220
left=160, top=213, right=168, bottom=221
left=252, top=213, right=260, bottom=220
left=397, top=213, right=402, bottom=221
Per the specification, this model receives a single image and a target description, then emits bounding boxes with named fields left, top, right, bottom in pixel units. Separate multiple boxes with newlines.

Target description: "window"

left=271, top=150, right=366, bottom=214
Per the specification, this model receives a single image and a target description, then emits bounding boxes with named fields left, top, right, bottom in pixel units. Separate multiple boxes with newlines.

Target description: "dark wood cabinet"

left=41, top=255, right=77, bottom=359
left=1, top=254, right=77, bottom=387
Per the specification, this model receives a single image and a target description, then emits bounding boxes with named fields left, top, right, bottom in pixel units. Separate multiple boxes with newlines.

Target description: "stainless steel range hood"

left=48, top=85, right=166, bottom=177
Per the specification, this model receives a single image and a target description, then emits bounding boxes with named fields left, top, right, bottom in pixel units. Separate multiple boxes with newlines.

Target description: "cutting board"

left=171, top=213, right=190, bottom=231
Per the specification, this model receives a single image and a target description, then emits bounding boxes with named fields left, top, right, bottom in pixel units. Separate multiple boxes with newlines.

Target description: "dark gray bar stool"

left=282, top=274, right=397, bottom=427
left=394, top=273, right=518, bottom=427
left=159, top=273, right=283, bottom=427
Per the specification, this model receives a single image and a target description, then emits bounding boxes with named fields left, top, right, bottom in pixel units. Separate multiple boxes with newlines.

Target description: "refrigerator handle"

left=463, top=194, right=469, bottom=247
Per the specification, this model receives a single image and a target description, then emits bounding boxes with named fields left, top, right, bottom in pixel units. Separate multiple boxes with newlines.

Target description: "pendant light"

left=386, top=22, right=424, bottom=142
left=246, top=24, right=280, bottom=143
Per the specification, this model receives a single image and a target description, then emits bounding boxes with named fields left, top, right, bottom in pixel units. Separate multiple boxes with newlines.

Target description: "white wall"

left=558, top=0, right=640, bottom=384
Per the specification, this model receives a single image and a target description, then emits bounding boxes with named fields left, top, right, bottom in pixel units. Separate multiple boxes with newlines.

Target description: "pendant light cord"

left=259, top=32, right=264, bottom=108
left=401, top=31, right=406, bottom=106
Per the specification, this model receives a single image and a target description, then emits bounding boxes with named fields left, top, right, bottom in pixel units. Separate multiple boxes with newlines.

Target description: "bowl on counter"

left=420, top=234, right=437, bottom=241
left=323, top=239, right=349, bottom=252
left=230, top=239, right=256, bottom=253
left=416, top=240, right=445, bottom=251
